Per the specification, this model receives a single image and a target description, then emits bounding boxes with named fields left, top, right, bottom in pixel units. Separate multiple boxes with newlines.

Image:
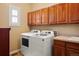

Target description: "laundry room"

left=0, top=3, right=79, bottom=56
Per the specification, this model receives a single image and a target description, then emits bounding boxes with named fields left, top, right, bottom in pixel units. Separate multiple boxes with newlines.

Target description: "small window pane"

left=12, top=17, right=18, bottom=23
left=12, top=9, right=18, bottom=16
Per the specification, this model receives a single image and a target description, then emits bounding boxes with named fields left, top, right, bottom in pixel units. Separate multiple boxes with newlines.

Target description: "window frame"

left=9, top=6, right=20, bottom=27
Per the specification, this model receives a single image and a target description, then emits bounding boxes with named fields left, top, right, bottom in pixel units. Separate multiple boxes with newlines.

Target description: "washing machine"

left=21, top=30, right=54, bottom=56
left=21, top=30, right=40, bottom=55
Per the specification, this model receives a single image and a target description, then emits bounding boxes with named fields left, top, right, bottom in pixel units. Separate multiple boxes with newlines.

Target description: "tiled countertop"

left=54, top=36, right=79, bottom=43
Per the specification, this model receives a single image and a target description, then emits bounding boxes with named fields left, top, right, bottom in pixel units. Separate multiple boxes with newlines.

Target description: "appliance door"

left=21, top=36, right=30, bottom=55
left=22, top=38, right=29, bottom=47
left=21, top=35, right=31, bottom=47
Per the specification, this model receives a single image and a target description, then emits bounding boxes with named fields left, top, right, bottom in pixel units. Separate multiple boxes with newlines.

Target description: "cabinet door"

left=28, top=12, right=32, bottom=25
left=49, top=6, right=56, bottom=24
left=66, top=42, right=79, bottom=50
left=0, top=28, right=10, bottom=56
left=67, top=48, right=79, bottom=56
left=41, top=8, right=48, bottom=25
left=35, top=10, right=41, bottom=25
left=56, top=3, right=68, bottom=24
left=31, top=12, right=36, bottom=25
left=54, top=45, right=65, bottom=56
left=68, top=3, right=79, bottom=23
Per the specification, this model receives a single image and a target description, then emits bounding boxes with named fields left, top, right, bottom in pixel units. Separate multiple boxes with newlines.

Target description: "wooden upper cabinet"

left=27, top=3, right=79, bottom=26
left=35, top=10, right=41, bottom=25
left=68, top=3, right=79, bottom=23
left=56, top=3, right=68, bottom=24
left=28, top=12, right=32, bottom=25
left=41, top=8, right=49, bottom=25
left=31, top=11, right=36, bottom=25
left=49, top=6, right=56, bottom=24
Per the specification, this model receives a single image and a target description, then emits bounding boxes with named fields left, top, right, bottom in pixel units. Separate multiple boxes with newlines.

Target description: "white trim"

left=10, top=49, right=20, bottom=55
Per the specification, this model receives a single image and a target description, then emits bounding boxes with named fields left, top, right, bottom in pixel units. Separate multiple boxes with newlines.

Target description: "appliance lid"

left=41, top=30, right=55, bottom=36
left=21, top=32, right=34, bottom=36
left=31, top=29, right=40, bottom=34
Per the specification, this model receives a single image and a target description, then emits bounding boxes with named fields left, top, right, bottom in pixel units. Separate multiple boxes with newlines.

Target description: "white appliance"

left=21, top=30, right=54, bottom=56
left=21, top=29, right=40, bottom=36
left=21, top=30, right=40, bottom=55
left=31, top=30, right=54, bottom=56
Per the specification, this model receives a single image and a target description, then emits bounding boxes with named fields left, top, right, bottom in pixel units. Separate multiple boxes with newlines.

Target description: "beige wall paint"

left=9, top=4, right=32, bottom=52
left=31, top=3, right=57, bottom=11
left=0, top=4, right=9, bottom=27
left=31, top=24, right=79, bottom=36
left=30, top=3, right=79, bottom=37
left=0, top=4, right=31, bottom=52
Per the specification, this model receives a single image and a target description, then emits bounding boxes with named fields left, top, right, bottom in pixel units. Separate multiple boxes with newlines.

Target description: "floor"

left=11, top=51, right=23, bottom=56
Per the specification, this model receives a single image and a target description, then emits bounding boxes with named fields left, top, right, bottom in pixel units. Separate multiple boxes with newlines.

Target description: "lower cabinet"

left=66, top=48, right=79, bottom=56
left=53, top=40, right=79, bottom=56
left=66, top=42, right=79, bottom=56
left=54, top=45, right=65, bottom=56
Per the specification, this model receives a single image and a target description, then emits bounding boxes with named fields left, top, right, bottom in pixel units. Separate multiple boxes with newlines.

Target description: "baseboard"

left=10, top=49, right=20, bottom=55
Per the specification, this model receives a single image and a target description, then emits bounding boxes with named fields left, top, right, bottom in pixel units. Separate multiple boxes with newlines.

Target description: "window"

left=9, top=6, right=20, bottom=26
left=12, top=9, right=18, bottom=16
left=12, top=17, right=18, bottom=23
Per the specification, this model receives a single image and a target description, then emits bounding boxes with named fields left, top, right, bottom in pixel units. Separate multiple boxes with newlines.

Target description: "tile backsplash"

left=31, top=24, right=79, bottom=37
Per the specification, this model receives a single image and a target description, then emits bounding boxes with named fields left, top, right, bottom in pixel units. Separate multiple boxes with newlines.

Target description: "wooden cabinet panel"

left=0, top=28, right=10, bottom=56
left=68, top=3, right=79, bottom=23
left=53, top=40, right=65, bottom=56
left=31, top=12, right=36, bottom=25
left=53, top=39, right=79, bottom=56
left=54, top=40, right=65, bottom=47
left=35, top=10, right=41, bottom=25
left=66, top=42, right=79, bottom=50
left=56, top=3, right=68, bottom=24
left=49, top=6, right=56, bottom=24
left=28, top=12, right=31, bottom=25
left=67, top=48, right=79, bottom=56
left=41, top=8, right=48, bottom=25
left=27, top=3, right=79, bottom=26
left=54, top=45, right=65, bottom=56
